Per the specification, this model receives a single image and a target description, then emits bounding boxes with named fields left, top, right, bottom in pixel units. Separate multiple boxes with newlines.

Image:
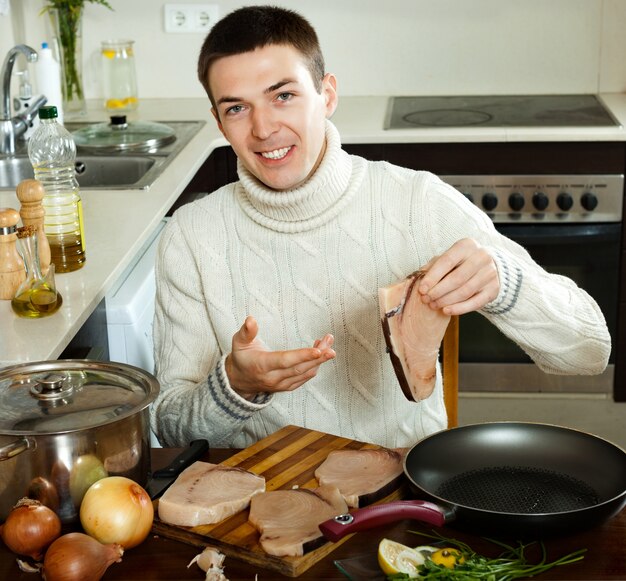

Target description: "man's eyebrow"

left=216, top=95, right=241, bottom=106
left=216, top=79, right=298, bottom=107
left=265, top=79, right=297, bottom=94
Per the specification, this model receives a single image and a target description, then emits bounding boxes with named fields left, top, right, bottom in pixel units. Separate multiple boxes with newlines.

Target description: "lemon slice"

left=396, top=548, right=425, bottom=576
left=378, top=539, right=435, bottom=577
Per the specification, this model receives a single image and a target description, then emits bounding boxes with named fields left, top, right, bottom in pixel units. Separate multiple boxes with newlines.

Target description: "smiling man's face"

left=209, top=44, right=337, bottom=191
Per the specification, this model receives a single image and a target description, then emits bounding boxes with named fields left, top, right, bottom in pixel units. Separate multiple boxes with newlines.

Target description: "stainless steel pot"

left=0, top=360, right=159, bottom=523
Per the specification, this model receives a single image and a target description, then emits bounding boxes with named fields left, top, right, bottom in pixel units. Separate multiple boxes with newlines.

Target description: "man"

left=151, top=6, right=610, bottom=448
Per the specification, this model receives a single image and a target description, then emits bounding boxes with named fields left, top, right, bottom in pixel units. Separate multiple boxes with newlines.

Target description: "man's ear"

left=322, top=73, right=338, bottom=118
left=211, top=107, right=225, bottom=135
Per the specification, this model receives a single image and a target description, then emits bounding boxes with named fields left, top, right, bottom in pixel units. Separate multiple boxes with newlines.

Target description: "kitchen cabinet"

left=59, top=298, right=109, bottom=360
left=168, top=146, right=237, bottom=215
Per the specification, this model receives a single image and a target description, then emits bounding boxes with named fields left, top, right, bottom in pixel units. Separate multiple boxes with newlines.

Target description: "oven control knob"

left=463, top=192, right=474, bottom=204
left=581, top=192, right=598, bottom=211
left=532, top=191, right=549, bottom=211
left=557, top=192, right=574, bottom=211
left=482, top=192, right=498, bottom=211
left=508, top=192, right=525, bottom=212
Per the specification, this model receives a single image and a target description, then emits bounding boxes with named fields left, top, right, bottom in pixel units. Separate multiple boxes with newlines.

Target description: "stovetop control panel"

left=441, top=174, right=624, bottom=223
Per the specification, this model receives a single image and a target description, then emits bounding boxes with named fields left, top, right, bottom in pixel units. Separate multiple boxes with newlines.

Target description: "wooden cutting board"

left=151, top=425, right=407, bottom=577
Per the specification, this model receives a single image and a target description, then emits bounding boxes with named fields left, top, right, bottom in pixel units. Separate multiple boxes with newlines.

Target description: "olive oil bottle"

left=28, top=105, right=86, bottom=273
left=11, top=225, right=62, bottom=318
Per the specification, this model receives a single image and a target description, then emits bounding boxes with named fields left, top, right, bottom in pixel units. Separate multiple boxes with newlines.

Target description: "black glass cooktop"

left=385, top=94, right=619, bottom=129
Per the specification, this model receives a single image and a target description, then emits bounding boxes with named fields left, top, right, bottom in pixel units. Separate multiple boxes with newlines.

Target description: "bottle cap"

left=38, top=105, right=58, bottom=120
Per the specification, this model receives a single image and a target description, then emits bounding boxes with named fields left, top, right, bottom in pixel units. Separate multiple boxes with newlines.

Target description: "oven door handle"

left=496, top=223, right=621, bottom=245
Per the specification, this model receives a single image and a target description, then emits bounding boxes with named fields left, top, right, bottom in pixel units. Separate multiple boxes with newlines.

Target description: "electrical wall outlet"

left=164, top=4, right=219, bottom=34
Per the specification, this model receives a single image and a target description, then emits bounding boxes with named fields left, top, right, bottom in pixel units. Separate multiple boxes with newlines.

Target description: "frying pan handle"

left=319, top=500, right=448, bottom=542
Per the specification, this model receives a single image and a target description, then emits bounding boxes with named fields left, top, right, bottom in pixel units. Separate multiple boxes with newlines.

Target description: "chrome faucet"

left=1, top=45, right=46, bottom=155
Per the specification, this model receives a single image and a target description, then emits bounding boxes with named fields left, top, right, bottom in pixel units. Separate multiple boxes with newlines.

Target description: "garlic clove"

left=187, top=546, right=226, bottom=572
left=16, top=558, right=43, bottom=573
left=188, top=546, right=229, bottom=580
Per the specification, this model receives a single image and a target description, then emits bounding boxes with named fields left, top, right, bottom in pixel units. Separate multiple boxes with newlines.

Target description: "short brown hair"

left=197, top=5, right=325, bottom=107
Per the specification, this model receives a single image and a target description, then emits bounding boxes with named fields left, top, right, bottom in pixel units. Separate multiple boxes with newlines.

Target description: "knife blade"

left=146, top=439, right=209, bottom=500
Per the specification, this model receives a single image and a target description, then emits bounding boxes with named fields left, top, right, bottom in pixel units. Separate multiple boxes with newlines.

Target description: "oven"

left=441, top=174, right=623, bottom=394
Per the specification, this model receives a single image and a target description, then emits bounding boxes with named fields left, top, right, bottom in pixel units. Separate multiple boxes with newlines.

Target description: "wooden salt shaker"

left=0, top=208, right=26, bottom=300
left=16, top=179, right=51, bottom=274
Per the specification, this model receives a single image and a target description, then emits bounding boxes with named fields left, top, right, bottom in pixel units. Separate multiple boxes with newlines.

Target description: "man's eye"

left=225, top=104, right=244, bottom=115
left=276, top=92, right=293, bottom=102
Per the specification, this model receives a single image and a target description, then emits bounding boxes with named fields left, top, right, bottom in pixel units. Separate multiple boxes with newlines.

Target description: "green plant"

left=40, top=0, right=113, bottom=102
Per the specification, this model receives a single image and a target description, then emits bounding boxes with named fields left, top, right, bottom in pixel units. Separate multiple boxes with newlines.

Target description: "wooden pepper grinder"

left=0, top=208, right=26, bottom=300
left=16, top=179, right=51, bottom=274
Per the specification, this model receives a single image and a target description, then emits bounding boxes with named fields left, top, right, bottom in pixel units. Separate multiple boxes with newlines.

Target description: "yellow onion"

left=42, top=532, right=123, bottom=581
left=79, top=476, right=153, bottom=549
left=0, top=497, right=61, bottom=560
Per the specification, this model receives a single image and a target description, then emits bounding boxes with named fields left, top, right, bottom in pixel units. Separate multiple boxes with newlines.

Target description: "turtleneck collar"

left=235, top=120, right=362, bottom=233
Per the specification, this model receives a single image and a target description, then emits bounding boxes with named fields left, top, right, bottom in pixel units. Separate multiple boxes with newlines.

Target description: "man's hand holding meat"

left=418, top=238, right=501, bottom=315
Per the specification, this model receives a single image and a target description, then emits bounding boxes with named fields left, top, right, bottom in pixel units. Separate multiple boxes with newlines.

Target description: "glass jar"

left=101, top=40, right=138, bottom=113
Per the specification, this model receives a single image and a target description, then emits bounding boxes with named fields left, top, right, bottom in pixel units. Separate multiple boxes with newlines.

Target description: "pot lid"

left=0, top=360, right=159, bottom=434
left=71, top=116, right=176, bottom=152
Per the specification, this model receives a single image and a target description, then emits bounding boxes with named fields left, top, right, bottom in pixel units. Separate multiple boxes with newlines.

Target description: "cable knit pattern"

left=151, top=120, right=611, bottom=449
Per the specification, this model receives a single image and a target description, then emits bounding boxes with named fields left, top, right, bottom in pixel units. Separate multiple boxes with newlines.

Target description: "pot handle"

left=0, top=437, right=36, bottom=461
left=319, top=500, right=450, bottom=542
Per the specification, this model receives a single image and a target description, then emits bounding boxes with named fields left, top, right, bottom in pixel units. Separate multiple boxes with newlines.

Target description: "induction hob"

left=384, top=94, right=620, bottom=129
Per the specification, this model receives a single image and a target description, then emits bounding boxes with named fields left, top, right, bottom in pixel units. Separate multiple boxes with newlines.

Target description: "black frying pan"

left=320, top=422, right=626, bottom=540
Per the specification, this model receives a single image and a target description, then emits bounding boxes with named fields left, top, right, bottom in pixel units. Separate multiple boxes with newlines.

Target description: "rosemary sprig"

left=386, top=530, right=586, bottom=581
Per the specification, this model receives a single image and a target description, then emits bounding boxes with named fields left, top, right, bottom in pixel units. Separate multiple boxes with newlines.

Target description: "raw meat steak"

left=248, top=485, right=349, bottom=557
left=157, top=461, right=265, bottom=527
left=315, top=447, right=407, bottom=507
left=379, top=270, right=451, bottom=401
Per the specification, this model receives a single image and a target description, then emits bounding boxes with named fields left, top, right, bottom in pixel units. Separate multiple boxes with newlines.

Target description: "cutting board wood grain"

left=151, top=425, right=407, bottom=577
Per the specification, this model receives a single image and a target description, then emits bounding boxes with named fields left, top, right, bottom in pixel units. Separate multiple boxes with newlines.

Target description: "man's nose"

left=251, top=107, right=278, bottom=140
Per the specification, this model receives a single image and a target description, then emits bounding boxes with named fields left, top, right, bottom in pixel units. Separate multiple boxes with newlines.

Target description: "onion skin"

left=42, top=532, right=123, bottom=581
left=0, top=497, right=62, bottom=560
left=80, top=476, right=154, bottom=549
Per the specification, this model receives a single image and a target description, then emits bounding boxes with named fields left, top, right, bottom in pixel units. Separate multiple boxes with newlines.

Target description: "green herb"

left=40, top=0, right=113, bottom=102
left=385, top=530, right=586, bottom=580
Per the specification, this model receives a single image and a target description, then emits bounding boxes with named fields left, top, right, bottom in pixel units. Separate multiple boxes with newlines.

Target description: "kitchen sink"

left=0, top=155, right=159, bottom=189
left=0, top=120, right=204, bottom=191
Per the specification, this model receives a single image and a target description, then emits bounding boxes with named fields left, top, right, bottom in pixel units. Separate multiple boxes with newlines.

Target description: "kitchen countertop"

left=1, top=447, right=624, bottom=580
left=2, top=93, right=626, bottom=367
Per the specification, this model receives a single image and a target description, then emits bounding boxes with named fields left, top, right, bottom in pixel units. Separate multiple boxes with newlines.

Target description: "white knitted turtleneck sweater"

left=151, top=121, right=610, bottom=448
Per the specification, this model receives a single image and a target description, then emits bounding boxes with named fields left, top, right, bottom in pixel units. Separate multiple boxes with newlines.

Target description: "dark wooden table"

left=1, top=447, right=625, bottom=580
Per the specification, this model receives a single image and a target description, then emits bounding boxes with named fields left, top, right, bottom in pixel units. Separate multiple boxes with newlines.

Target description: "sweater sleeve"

left=150, top=214, right=273, bottom=447
left=416, top=172, right=610, bottom=376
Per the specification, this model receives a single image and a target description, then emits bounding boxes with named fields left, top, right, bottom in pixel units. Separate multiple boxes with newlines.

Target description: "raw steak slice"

left=157, top=461, right=265, bottom=527
left=248, top=485, right=349, bottom=557
left=379, top=270, right=451, bottom=401
left=314, top=447, right=407, bottom=507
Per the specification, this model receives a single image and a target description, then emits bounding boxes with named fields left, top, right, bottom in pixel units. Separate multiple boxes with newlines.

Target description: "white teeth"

left=261, top=147, right=290, bottom=160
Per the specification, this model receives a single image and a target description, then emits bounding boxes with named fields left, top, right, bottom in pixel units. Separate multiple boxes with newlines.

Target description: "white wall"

left=1, top=0, right=626, bottom=102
